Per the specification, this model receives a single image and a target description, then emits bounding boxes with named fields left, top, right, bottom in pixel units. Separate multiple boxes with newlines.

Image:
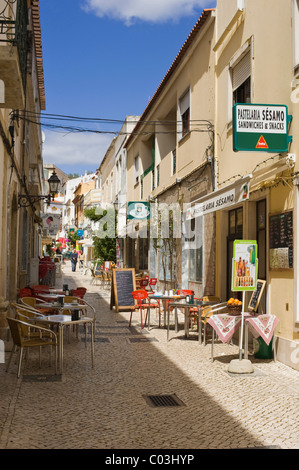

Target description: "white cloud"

left=82, top=0, right=211, bottom=25
left=42, top=130, right=113, bottom=172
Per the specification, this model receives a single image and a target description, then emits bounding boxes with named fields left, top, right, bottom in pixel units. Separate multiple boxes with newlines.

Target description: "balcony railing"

left=0, top=0, right=28, bottom=88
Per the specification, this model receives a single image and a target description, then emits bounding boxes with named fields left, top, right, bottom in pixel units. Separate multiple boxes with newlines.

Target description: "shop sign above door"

left=186, top=177, right=250, bottom=220
left=233, top=103, right=292, bottom=152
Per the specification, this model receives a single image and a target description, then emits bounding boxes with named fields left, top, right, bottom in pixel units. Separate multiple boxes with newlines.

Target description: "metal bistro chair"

left=188, top=295, right=222, bottom=332
left=6, top=317, right=58, bottom=378
left=90, top=268, right=102, bottom=285
left=20, top=296, right=54, bottom=315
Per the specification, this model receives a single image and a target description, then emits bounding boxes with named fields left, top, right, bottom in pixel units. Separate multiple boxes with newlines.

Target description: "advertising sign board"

left=232, top=240, right=258, bottom=292
left=233, top=103, right=292, bottom=152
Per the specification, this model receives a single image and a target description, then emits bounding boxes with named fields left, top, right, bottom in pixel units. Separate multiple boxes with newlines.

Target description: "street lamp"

left=18, top=170, right=61, bottom=208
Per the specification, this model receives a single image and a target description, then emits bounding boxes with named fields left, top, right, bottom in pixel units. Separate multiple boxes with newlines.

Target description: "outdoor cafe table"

left=208, top=313, right=279, bottom=362
left=167, top=299, right=222, bottom=342
left=36, top=301, right=83, bottom=313
left=148, top=294, right=185, bottom=328
left=31, top=314, right=95, bottom=374
left=37, top=293, right=65, bottom=301
left=166, top=300, right=195, bottom=341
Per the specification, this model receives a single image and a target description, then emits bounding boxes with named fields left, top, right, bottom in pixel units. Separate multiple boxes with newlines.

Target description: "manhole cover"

left=143, top=394, right=185, bottom=407
left=82, top=337, right=110, bottom=342
left=128, top=337, right=158, bottom=343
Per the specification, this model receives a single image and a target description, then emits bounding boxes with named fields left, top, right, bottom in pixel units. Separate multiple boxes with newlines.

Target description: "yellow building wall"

left=127, top=14, right=216, bottom=204
left=215, top=0, right=298, bottom=342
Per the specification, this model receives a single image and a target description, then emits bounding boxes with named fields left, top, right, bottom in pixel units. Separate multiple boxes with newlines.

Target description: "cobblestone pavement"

left=0, top=261, right=299, bottom=450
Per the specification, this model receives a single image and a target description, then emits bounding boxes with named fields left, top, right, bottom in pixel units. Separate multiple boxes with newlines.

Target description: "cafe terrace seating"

left=148, top=278, right=157, bottom=292
left=6, top=317, right=58, bottom=378
left=20, top=296, right=54, bottom=315
left=32, top=285, right=50, bottom=293
left=167, top=289, right=194, bottom=314
left=72, top=287, right=87, bottom=298
left=129, top=290, right=160, bottom=329
left=18, top=287, right=35, bottom=298
left=90, top=267, right=102, bottom=285
left=199, top=301, right=227, bottom=345
left=11, top=303, right=55, bottom=339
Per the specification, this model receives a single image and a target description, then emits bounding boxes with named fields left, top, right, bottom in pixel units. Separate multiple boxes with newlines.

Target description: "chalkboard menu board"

left=248, top=279, right=266, bottom=312
left=269, top=211, right=293, bottom=269
left=110, top=268, right=136, bottom=312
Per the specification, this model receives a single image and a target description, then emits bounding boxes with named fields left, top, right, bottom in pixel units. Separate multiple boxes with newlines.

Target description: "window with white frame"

left=178, top=88, right=190, bottom=139
left=228, top=47, right=252, bottom=123
left=134, top=155, right=139, bottom=185
left=232, top=50, right=251, bottom=105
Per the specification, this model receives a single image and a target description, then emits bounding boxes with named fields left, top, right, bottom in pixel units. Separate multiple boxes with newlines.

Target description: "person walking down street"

left=70, top=249, right=78, bottom=272
left=79, top=251, right=85, bottom=269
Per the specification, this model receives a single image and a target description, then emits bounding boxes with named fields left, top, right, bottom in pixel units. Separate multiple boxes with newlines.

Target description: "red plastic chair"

left=148, top=278, right=157, bottom=292
left=73, top=287, right=87, bottom=299
left=167, top=289, right=195, bottom=327
left=138, top=278, right=149, bottom=289
left=130, top=290, right=148, bottom=329
left=177, top=289, right=194, bottom=296
left=18, top=287, right=34, bottom=298
left=32, top=285, right=50, bottom=293
left=130, top=290, right=160, bottom=329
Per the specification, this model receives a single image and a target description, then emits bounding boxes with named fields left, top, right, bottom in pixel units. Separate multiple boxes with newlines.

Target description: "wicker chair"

left=6, top=317, right=57, bottom=378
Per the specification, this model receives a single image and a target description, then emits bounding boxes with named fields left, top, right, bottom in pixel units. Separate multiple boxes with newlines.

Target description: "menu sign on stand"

left=110, top=268, right=136, bottom=313
left=248, top=279, right=266, bottom=313
left=269, top=211, right=293, bottom=269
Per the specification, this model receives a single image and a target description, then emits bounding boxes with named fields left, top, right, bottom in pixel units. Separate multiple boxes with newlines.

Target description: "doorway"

left=227, top=207, right=243, bottom=299
left=256, top=199, right=267, bottom=313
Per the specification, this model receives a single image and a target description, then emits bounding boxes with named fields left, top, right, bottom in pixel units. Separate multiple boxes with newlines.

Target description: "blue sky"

left=39, top=0, right=216, bottom=176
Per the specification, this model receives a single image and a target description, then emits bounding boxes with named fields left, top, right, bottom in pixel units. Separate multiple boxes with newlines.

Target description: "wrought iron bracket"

left=18, top=193, right=51, bottom=208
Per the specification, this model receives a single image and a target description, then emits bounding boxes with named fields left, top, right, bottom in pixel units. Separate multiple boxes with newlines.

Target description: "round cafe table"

left=147, top=294, right=185, bottom=329
left=30, top=314, right=95, bottom=374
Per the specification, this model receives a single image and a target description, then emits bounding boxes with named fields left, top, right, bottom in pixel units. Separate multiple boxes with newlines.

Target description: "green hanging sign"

left=233, top=103, right=292, bottom=152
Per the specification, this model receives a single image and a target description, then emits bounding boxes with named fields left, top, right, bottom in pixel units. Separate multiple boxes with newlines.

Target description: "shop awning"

left=186, top=174, right=252, bottom=219
left=79, top=238, right=94, bottom=247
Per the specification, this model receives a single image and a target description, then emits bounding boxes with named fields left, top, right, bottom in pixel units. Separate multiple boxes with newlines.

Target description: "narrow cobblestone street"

left=1, top=261, right=299, bottom=451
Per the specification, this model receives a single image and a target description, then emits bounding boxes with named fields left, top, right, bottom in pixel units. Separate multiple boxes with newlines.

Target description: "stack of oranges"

left=227, top=297, right=242, bottom=307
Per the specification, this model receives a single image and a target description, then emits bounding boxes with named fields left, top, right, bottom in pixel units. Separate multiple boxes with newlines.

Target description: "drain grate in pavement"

left=128, top=337, right=158, bottom=343
left=22, top=375, right=62, bottom=383
left=82, top=337, right=111, bottom=343
left=143, top=394, right=185, bottom=407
